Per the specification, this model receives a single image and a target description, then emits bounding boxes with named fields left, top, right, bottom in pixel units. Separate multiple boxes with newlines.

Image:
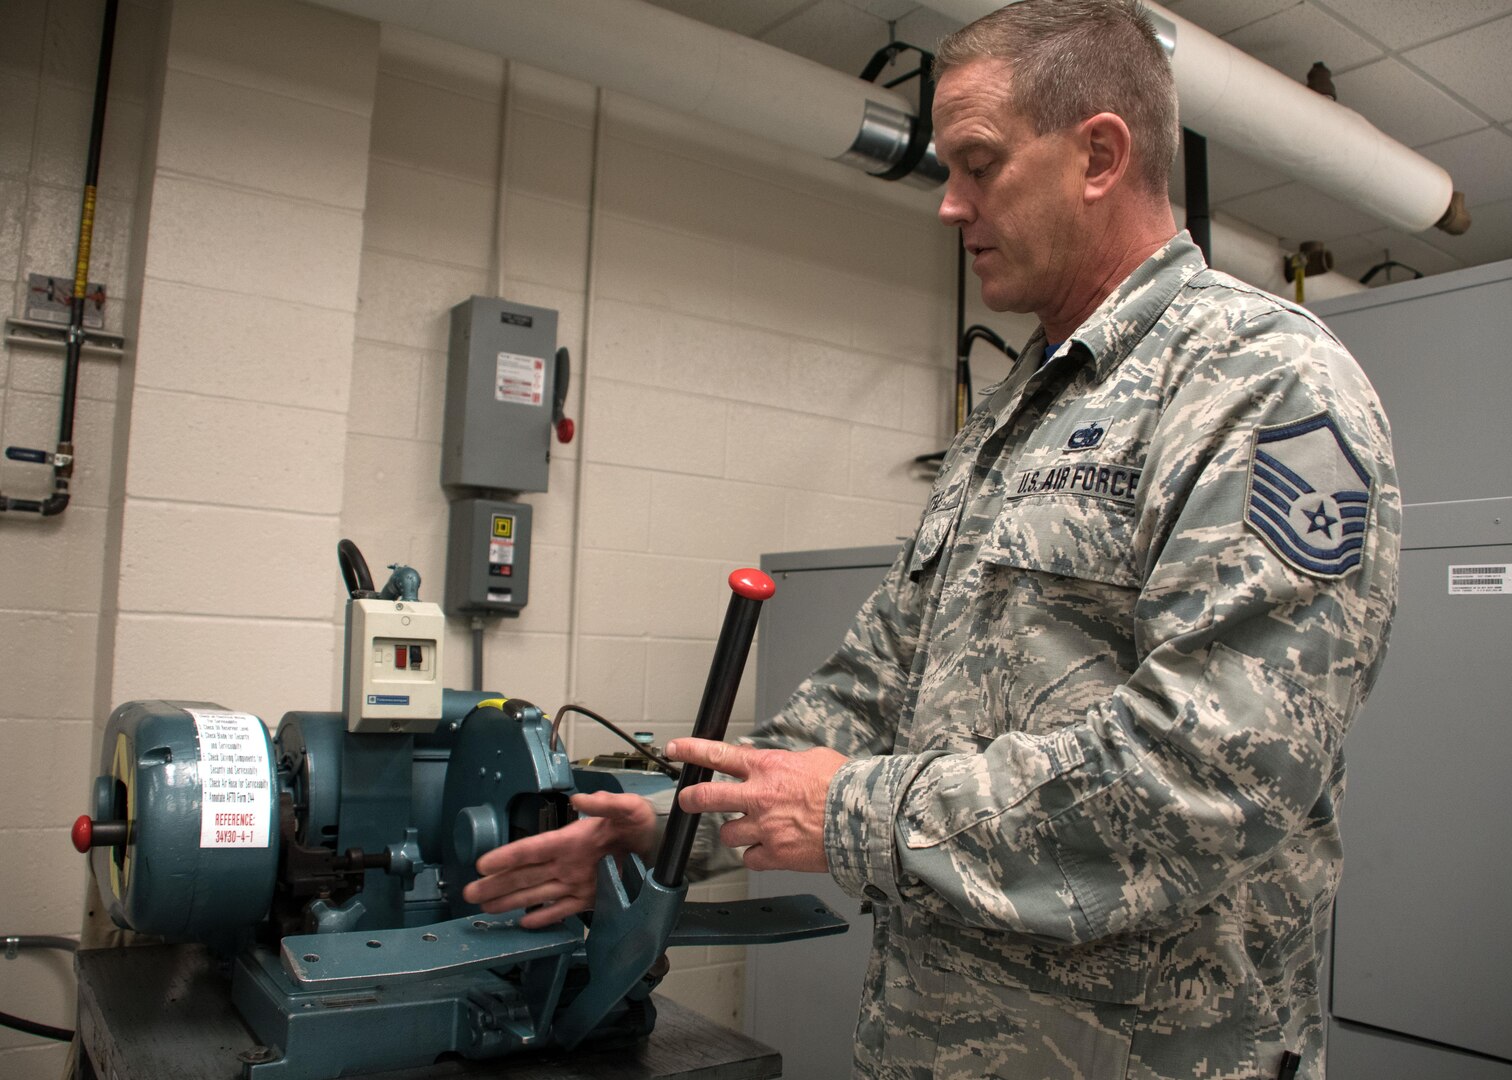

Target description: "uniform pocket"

left=915, top=916, right=1153, bottom=1007
left=969, top=497, right=1143, bottom=740
left=981, top=494, right=1141, bottom=588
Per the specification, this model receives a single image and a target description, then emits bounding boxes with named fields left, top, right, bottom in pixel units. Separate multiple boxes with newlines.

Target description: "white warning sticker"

left=189, top=709, right=272, bottom=848
left=495, top=351, right=545, bottom=406
left=1448, top=564, right=1510, bottom=595
left=490, top=538, right=515, bottom=566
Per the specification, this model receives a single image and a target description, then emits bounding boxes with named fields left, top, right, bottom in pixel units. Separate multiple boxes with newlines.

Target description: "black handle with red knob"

left=72, top=814, right=129, bottom=852
left=651, top=568, right=775, bottom=889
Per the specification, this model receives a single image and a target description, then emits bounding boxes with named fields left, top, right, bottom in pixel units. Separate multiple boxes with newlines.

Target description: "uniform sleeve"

left=825, top=312, right=1402, bottom=940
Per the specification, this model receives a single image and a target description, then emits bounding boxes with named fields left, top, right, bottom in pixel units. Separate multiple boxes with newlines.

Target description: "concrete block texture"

left=124, top=389, right=347, bottom=513
left=723, top=402, right=852, bottom=496
left=115, top=501, right=340, bottom=619
left=356, top=249, right=489, bottom=352
left=142, top=175, right=364, bottom=313
left=0, top=718, right=95, bottom=829
left=0, top=504, right=109, bottom=612
left=0, top=610, right=99, bottom=719
left=378, top=24, right=503, bottom=104
left=167, top=0, right=377, bottom=117
left=156, top=68, right=372, bottom=209
left=575, top=551, right=727, bottom=640
left=133, top=282, right=355, bottom=412
left=370, top=70, right=501, bottom=185
left=0, top=73, right=38, bottom=180
left=363, top=160, right=496, bottom=272
left=583, top=378, right=728, bottom=478
left=109, top=613, right=339, bottom=722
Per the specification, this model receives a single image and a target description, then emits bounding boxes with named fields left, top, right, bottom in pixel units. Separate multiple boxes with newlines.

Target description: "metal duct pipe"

left=920, top=0, right=1467, bottom=236
left=308, top=0, right=944, bottom=187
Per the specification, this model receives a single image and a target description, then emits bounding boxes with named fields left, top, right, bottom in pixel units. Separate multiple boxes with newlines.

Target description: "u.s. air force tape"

left=1007, top=460, right=1141, bottom=505
left=1245, top=411, right=1373, bottom=579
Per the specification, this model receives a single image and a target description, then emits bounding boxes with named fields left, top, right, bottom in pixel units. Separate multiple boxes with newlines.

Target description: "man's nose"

left=937, top=182, right=973, bottom=228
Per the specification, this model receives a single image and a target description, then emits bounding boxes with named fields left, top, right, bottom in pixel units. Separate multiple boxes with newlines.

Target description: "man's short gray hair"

left=934, top=0, right=1179, bottom=196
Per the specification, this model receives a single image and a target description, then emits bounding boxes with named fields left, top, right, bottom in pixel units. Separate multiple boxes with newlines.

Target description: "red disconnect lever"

left=72, top=814, right=129, bottom=853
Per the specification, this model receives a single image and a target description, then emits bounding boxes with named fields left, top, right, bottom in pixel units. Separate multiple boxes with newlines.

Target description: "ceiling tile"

left=1332, top=59, right=1486, bottom=147
left=895, top=7, right=962, bottom=53
left=1160, top=0, right=1297, bottom=39
left=1222, top=181, right=1392, bottom=244
left=842, top=0, right=920, bottom=21
left=1405, top=15, right=1512, bottom=122
left=759, top=1, right=893, bottom=83
left=1314, top=0, right=1512, bottom=51
left=1172, top=141, right=1291, bottom=205
left=641, top=0, right=818, bottom=39
left=1418, top=127, right=1512, bottom=206
left=1223, top=4, right=1385, bottom=85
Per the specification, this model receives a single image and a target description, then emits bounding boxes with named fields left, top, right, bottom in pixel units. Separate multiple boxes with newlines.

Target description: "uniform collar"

left=1054, top=230, right=1207, bottom=385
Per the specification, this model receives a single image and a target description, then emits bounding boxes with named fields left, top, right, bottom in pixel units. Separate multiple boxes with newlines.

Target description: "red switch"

left=395, top=645, right=407, bottom=669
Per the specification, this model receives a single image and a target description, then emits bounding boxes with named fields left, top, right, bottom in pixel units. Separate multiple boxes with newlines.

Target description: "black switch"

left=409, top=645, right=423, bottom=669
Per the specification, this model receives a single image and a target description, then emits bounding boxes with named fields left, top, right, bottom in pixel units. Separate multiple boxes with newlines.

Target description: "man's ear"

left=1078, top=112, right=1133, bottom=204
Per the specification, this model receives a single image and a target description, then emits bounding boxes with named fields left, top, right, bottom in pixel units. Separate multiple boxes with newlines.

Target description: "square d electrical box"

left=446, top=498, right=532, bottom=616
left=442, top=296, right=558, bottom=495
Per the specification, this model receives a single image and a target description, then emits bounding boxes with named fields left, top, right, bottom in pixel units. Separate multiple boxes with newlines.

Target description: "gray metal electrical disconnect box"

left=442, top=296, right=558, bottom=495
left=445, top=498, right=532, bottom=617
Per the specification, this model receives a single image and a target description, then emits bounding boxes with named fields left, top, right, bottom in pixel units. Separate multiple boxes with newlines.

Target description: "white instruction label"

left=495, top=351, right=545, bottom=406
left=1448, top=564, right=1510, bottom=595
left=189, top=709, right=272, bottom=848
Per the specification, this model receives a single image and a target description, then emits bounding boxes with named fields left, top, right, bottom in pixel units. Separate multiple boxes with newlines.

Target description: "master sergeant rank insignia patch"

left=1245, top=412, right=1373, bottom=579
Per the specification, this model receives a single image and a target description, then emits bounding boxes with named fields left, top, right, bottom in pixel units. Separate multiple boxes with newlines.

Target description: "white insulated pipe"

left=311, top=0, right=1362, bottom=298
left=308, top=0, right=944, bottom=186
left=920, top=0, right=1464, bottom=236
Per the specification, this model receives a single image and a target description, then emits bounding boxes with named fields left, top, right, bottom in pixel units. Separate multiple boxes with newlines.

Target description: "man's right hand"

left=461, top=790, right=657, bottom=929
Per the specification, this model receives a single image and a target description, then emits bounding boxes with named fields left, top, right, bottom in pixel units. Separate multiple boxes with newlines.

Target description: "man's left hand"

left=665, top=739, right=848, bottom=872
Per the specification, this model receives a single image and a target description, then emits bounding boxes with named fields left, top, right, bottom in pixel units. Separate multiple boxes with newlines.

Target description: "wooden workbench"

left=74, top=944, right=781, bottom=1080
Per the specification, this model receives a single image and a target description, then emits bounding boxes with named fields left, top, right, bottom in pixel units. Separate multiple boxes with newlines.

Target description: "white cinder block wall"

left=1, top=1, right=1028, bottom=1074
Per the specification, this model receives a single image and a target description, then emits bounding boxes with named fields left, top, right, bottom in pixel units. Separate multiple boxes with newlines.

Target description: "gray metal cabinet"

left=746, top=546, right=897, bottom=1080
left=1313, top=264, right=1512, bottom=1079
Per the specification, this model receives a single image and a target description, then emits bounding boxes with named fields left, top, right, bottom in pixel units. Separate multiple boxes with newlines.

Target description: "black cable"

left=337, top=538, right=376, bottom=597
left=550, top=704, right=680, bottom=778
left=1, top=936, right=79, bottom=1042
left=0, top=1009, right=72, bottom=1042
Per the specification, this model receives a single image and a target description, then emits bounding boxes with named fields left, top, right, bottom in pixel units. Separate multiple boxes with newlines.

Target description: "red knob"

left=728, top=568, right=776, bottom=601
left=72, top=814, right=128, bottom=851
left=556, top=417, right=575, bottom=443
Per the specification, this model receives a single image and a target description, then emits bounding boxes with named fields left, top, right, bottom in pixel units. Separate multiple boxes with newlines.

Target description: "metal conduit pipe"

left=308, top=0, right=1363, bottom=299
left=0, top=0, right=118, bottom=516
left=920, top=0, right=1469, bottom=237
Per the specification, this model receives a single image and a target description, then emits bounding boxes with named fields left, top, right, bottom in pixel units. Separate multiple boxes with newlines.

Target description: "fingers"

left=678, top=779, right=750, bottom=815
left=666, top=738, right=755, bottom=779
left=569, top=790, right=648, bottom=820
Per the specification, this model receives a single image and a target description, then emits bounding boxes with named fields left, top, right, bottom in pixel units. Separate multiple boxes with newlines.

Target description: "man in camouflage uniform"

left=466, top=2, right=1400, bottom=1076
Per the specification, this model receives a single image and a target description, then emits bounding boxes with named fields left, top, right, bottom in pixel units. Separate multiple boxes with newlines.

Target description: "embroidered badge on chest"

left=1245, top=412, right=1373, bottom=578
left=1065, top=416, right=1112, bottom=451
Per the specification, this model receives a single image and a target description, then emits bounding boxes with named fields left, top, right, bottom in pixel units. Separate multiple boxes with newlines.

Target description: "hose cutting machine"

left=71, top=544, right=845, bottom=1079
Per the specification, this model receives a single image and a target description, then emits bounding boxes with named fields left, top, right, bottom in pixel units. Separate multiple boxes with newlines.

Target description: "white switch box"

left=343, top=598, right=446, bottom=733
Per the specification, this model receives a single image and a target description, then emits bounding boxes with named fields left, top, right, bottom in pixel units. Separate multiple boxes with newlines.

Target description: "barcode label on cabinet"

left=1448, top=564, right=1510, bottom=595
